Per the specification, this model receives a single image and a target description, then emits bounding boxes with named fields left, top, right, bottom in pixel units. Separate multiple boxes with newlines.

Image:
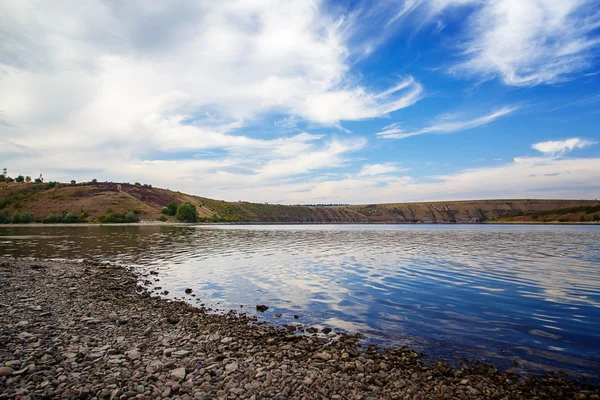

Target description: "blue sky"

left=1, top=0, right=599, bottom=204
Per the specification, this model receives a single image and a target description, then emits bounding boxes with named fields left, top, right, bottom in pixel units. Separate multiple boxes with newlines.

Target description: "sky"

left=1, top=0, right=599, bottom=204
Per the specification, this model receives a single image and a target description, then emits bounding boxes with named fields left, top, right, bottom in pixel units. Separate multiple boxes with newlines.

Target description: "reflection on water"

left=1, top=224, right=600, bottom=378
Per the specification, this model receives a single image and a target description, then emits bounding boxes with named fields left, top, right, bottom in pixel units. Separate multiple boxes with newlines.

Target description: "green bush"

left=20, top=212, right=32, bottom=223
left=99, top=209, right=140, bottom=223
left=42, top=212, right=81, bottom=224
left=6, top=177, right=14, bottom=183
left=0, top=198, right=11, bottom=209
left=124, top=211, right=140, bottom=223
left=15, top=175, right=25, bottom=183
left=175, top=202, right=197, bottom=222
left=44, top=181, right=57, bottom=190
left=159, top=215, right=168, bottom=222
left=11, top=211, right=30, bottom=223
left=25, top=176, right=31, bottom=183
left=43, top=214, right=64, bottom=223
left=162, top=201, right=178, bottom=216
left=62, top=212, right=77, bottom=223
left=12, top=201, right=22, bottom=209
left=34, top=178, right=42, bottom=183
left=0, top=175, right=5, bottom=182
left=0, top=210, right=8, bottom=223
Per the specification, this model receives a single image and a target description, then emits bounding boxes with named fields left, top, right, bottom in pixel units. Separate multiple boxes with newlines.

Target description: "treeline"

left=504, top=204, right=600, bottom=222
left=298, top=203, right=350, bottom=207
left=0, top=174, right=40, bottom=183
left=0, top=210, right=32, bottom=224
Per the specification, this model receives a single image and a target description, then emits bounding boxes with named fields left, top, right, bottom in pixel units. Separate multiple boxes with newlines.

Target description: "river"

left=1, top=224, right=599, bottom=378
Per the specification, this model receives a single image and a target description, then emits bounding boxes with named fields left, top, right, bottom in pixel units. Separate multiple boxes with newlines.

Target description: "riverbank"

left=1, top=220, right=599, bottom=228
left=1, top=259, right=598, bottom=399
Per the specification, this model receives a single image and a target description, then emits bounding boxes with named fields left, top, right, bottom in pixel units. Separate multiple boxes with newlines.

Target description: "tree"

left=162, top=201, right=178, bottom=216
left=62, top=212, right=77, bottom=223
left=15, top=175, right=24, bottom=183
left=91, top=178, right=98, bottom=183
left=124, top=211, right=140, bottom=223
left=34, top=178, right=42, bottom=183
left=0, top=175, right=5, bottom=182
left=18, top=212, right=32, bottom=223
left=25, top=176, right=31, bottom=183
left=0, top=210, right=8, bottom=224
left=11, top=211, right=23, bottom=223
left=6, top=177, right=14, bottom=183
left=70, top=180, right=76, bottom=185
left=175, top=202, right=197, bottom=222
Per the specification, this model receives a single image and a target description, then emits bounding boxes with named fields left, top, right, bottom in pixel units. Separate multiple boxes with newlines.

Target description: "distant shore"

left=1, top=220, right=599, bottom=228
left=2, top=181, right=599, bottom=225
left=1, top=258, right=599, bottom=399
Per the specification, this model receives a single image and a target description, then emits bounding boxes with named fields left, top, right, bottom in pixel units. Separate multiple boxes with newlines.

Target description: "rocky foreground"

left=0, top=259, right=599, bottom=400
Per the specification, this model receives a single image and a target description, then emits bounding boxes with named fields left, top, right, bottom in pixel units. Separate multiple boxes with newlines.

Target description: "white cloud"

left=358, top=163, right=405, bottom=176
left=0, top=1, right=424, bottom=130
left=453, top=0, right=600, bottom=85
left=212, top=147, right=600, bottom=204
left=256, top=137, right=366, bottom=179
left=0, top=0, right=427, bottom=194
left=386, top=0, right=600, bottom=86
left=531, top=138, right=597, bottom=156
left=377, top=106, right=516, bottom=139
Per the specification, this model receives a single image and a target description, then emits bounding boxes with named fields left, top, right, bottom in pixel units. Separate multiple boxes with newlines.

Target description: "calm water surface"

left=1, top=224, right=599, bottom=378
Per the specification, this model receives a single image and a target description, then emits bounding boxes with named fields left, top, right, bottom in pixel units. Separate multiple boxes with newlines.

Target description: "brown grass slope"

left=1, top=181, right=599, bottom=223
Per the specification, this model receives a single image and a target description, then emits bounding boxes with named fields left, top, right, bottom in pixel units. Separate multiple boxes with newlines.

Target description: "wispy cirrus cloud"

left=451, top=0, right=600, bottom=86
left=377, top=106, right=517, bottom=139
left=385, top=0, right=600, bottom=86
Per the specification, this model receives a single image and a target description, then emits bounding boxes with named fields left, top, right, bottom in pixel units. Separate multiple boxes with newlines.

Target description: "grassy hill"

left=1, top=181, right=599, bottom=224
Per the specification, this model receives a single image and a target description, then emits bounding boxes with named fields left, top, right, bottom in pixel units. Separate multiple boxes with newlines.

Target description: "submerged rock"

left=256, top=304, right=269, bottom=312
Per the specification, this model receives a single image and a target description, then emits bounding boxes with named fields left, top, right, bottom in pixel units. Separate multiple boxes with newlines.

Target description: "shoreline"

left=1, top=259, right=598, bottom=399
left=0, top=220, right=599, bottom=228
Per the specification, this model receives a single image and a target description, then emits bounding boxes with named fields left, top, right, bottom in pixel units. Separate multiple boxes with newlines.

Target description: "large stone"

left=0, top=367, right=14, bottom=377
left=125, top=349, right=141, bottom=360
left=225, top=362, right=238, bottom=372
left=171, top=350, right=190, bottom=359
left=313, top=352, right=332, bottom=361
left=170, top=367, right=186, bottom=380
